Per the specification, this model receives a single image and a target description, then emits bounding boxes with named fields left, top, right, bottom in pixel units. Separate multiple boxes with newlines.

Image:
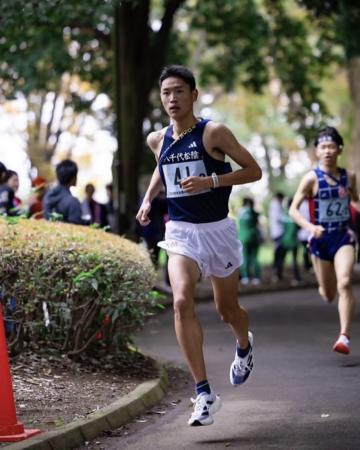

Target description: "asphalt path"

left=88, top=286, right=360, bottom=450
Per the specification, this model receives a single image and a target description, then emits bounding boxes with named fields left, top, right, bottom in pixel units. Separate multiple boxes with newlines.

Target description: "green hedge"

left=0, top=217, right=157, bottom=357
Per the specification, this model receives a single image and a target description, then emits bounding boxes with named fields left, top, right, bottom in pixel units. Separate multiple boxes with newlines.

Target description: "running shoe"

left=333, top=334, right=350, bottom=355
left=230, top=331, right=254, bottom=386
left=188, top=392, right=222, bottom=426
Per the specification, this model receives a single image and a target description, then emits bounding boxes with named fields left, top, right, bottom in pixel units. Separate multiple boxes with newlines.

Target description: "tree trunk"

left=112, top=0, right=185, bottom=237
left=347, top=56, right=360, bottom=190
left=112, top=1, right=151, bottom=237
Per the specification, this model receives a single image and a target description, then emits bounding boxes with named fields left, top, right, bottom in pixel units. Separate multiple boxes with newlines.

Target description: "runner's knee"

left=173, top=296, right=194, bottom=320
left=337, top=276, right=351, bottom=295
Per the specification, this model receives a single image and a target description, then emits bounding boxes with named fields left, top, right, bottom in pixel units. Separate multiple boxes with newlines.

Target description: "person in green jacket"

left=237, top=197, right=262, bottom=284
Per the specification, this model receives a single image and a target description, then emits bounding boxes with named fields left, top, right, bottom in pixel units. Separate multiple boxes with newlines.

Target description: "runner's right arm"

left=289, top=172, right=325, bottom=239
left=136, top=131, right=165, bottom=226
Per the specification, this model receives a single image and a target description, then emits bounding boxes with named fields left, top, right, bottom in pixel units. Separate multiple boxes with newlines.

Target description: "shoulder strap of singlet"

left=315, top=166, right=347, bottom=186
left=159, top=119, right=208, bottom=166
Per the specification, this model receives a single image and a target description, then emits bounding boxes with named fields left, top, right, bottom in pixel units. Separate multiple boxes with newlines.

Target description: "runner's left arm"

left=181, top=123, right=261, bottom=194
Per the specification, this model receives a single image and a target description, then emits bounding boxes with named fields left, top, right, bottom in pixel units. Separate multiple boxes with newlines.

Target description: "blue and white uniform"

left=157, top=119, right=242, bottom=277
left=308, top=167, right=355, bottom=261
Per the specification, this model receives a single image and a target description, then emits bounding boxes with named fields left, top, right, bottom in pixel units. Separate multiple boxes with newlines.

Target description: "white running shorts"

left=158, top=217, right=243, bottom=278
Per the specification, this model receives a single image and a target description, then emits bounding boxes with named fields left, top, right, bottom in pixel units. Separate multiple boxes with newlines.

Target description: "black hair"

left=243, top=197, right=254, bottom=208
left=4, top=169, right=18, bottom=183
left=159, top=65, right=196, bottom=91
left=0, top=161, right=7, bottom=183
left=56, top=159, right=78, bottom=185
left=314, top=126, right=344, bottom=149
left=275, top=192, right=284, bottom=200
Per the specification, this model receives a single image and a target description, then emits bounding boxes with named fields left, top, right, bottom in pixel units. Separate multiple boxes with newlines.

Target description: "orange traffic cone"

left=0, top=302, right=41, bottom=442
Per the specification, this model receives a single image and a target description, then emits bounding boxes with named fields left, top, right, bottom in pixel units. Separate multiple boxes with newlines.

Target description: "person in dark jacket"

left=0, top=162, right=17, bottom=216
left=44, top=159, right=83, bottom=224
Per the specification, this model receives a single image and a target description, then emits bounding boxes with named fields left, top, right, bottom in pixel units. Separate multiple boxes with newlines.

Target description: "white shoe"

left=230, top=331, right=254, bottom=386
left=188, top=392, right=222, bottom=426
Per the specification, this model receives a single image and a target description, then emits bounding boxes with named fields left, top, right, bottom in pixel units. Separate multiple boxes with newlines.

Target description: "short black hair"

left=4, top=169, right=18, bottom=183
left=314, top=126, right=344, bottom=149
left=243, top=197, right=254, bottom=208
left=0, top=161, right=7, bottom=183
left=159, top=65, right=196, bottom=90
left=56, top=159, right=78, bottom=185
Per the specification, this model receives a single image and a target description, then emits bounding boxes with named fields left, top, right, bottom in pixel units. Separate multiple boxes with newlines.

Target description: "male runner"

left=136, top=65, right=262, bottom=426
left=290, top=126, right=359, bottom=355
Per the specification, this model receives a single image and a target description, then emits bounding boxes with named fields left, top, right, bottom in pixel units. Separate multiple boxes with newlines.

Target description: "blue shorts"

left=309, top=229, right=355, bottom=261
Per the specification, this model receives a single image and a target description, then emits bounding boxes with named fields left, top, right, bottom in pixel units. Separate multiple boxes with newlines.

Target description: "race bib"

left=318, top=198, right=350, bottom=222
left=163, top=160, right=210, bottom=198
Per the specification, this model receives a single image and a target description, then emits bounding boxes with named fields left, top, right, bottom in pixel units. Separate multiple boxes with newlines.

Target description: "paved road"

left=91, top=286, right=360, bottom=450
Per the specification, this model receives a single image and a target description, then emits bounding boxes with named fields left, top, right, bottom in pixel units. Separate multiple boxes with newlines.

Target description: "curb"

left=4, top=363, right=168, bottom=450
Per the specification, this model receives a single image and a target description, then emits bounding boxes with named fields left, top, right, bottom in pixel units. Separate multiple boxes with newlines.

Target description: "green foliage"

left=191, top=0, right=270, bottom=92
left=190, top=0, right=336, bottom=142
left=0, top=0, right=114, bottom=97
left=0, top=217, right=156, bottom=357
left=296, top=0, right=360, bottom=59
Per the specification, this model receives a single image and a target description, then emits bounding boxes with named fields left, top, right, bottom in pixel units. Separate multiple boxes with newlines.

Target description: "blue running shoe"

left=230, top=331, right=254, bottom=386
left=188, top=392, right=222, bottom=426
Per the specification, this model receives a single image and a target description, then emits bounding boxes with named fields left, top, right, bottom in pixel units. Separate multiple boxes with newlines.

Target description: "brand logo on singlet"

left=188, top=141, right=197, bottom=149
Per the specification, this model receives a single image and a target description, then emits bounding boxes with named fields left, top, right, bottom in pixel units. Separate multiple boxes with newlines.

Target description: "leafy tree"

left=0, top=0, right=115, bottom=178
left=297, top=0, right=360, bottom=180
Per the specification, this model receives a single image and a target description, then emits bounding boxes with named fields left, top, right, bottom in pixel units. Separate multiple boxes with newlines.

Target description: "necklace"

left=172, top=121, right=198, bottom=141
left=159, top=120, right=199, bottom=166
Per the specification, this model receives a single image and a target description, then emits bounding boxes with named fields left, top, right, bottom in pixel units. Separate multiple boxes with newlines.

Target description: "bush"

left=0, top=217, right=157, bottom=357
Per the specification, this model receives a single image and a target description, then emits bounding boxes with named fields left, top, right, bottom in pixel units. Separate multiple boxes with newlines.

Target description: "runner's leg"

left=168, top=253, right=206, bottom=383
left=334, top=245, right=356, bottom=336
left=311, top=255, right=337, bottom=302
left=211, top=269, right=249, bottom=348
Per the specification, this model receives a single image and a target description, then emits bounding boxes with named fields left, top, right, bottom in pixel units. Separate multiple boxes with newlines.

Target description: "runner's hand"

left=310, top=224, right=325, bottom=239
left=136, top=200, right=151, bottom=226
left=181, top=176, right=211, bottom=194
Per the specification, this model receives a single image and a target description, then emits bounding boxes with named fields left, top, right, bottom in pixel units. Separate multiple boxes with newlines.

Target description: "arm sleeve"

left=67, top=198, right=83, bottom=224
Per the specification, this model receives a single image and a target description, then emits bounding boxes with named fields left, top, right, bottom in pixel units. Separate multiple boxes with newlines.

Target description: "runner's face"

left=316, top=141, right=340, bottom=167
left=160, top=77, right=197, bottom=120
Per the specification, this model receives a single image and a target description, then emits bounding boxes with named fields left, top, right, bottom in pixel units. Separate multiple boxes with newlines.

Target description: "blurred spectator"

left=237, top=197, right=262, bottom=285
left=281, top=198, right=301, bottom=284
left=105, top=183, right=115, bottom=231
left=28, top=176, right=48, bottom=219
left=269, top=192, right=285, bottom=281
left=138, top=191, right=168, bottom=268
left=81, top=183, right=108, bottom=227
left=44, top=159, right=83, bottom=224
left=0, top=161, right=6, bottom=183
left=297, top=199, right=312, bottom=272
left=0, top=163, right=17, bottom=216
left=5, top=170, right=21, bottom=208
